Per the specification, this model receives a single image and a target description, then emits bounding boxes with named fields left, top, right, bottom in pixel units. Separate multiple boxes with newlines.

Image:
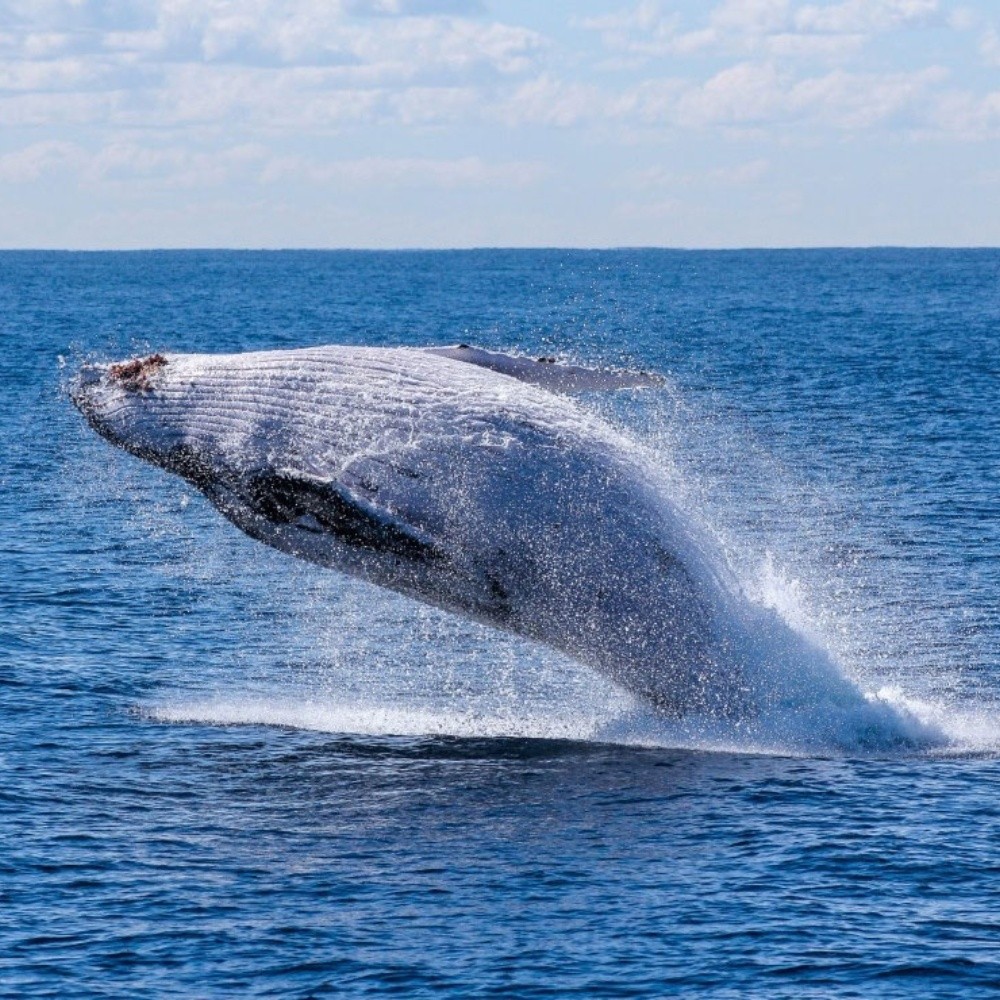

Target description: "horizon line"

left=2, top=244, right=999, bottom=253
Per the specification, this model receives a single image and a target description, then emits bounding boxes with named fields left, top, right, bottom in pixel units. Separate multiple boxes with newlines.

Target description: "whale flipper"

left=424, top=345, right=662, bottom=393
left=245, top=471, right=444, bottom=564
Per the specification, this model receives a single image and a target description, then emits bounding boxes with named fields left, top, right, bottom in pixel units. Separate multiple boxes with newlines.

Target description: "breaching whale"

left=71, top=344, right=766, bottom=715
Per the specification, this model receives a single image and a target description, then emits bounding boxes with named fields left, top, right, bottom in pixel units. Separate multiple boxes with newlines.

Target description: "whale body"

left=72, top=345, right=762, bottom=714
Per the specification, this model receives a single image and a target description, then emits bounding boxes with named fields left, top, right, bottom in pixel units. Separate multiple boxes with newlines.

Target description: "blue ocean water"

left=2, top=248, right=999, bottom=997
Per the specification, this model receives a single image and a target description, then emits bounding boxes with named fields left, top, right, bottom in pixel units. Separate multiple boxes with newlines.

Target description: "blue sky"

left=1, top=0, right=998, bottom=248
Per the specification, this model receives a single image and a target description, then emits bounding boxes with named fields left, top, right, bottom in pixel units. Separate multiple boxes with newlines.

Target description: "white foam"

left=870, top=687, right=1000, bottom=756
left=148, top=697, right=609, bottom=744
left=146, top=674, right=973, bottom=757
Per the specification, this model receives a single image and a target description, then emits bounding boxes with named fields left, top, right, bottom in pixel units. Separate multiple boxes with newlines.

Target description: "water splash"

left=148, top=689, right=952, bottom=756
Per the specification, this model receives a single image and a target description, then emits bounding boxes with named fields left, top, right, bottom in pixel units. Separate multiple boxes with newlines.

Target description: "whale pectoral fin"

left=424, top=345, right=663, bottom=393
left=248, top=471, right=443, bottom=563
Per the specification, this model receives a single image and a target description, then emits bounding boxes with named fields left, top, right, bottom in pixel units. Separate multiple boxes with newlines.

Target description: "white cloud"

left=616, top=195, right=681, bottom=218
left=20, top=32, right=77, bottom=58
left=0, top=0, right=547, bottom=135
left=0, top=138, right=272, bottom=187
left=764, top=31, right=866, bottom=58
left=946, top=7, right=978, bottom=31
left=0, top=138, right=546, bottom=190
left=488, top=57, right=953, bottom=137
left=981, top=27, right=1000, bottom=66
left=0, top=5, right=543, bottom=83
left=85, top=1, right=543, bottom=76
left=673, top=62, right=784, bottom=126
left=634, top=157, right=770, bottom=187
left=712, top=0, right=790, bottom=35
left=711, top=157, right=771, bottom=183
left=260, top=153, right=546, bottom=187
left=142, top=65, right=385, bottom=128
left=344, top=0, right=486, bottom=14
left=581, top=0, right=939, bottom=61
left=792, top=65, right=947, bottom=128
left=1, top=0, right=999, bottom=250
left=0, top=90, right=119, bottom=127
left=499, top=75, right=611, bottom=127
left=657, top=62, right=948, bottom=130
left=0, top=139, right=83, bottom=181
left=90, top=141, right=269, bottom=187
left=925, top=88, right=1000, bottom=139
left=387, top=84, right=478, bottom=124
left=580, top=1, right=687, bottom=58
left=794, top=0, right=938, bottom=33
left=0, top=0, right=970, bottom=139
left=581, top=2, right=725, bottom=58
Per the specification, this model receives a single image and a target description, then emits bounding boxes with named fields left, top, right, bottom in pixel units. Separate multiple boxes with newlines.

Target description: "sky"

left=1, top=0, right=999, bottom=248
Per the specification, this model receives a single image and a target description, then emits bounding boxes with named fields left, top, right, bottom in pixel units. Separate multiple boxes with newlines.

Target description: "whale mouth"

left=69, top=365, right=119, bottom=447
left=69, top=363, right=105, bottom=411
left=70, top=361, right=140, bottom=452
left=71, top=353, right=171, bottom=441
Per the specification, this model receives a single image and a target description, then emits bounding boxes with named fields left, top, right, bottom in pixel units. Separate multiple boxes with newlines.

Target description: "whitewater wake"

left=149, top=683, right=1000, bottom=756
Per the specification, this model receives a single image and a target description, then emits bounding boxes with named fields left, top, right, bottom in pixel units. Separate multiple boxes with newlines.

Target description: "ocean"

left=2, top=248, right=999, bottom=997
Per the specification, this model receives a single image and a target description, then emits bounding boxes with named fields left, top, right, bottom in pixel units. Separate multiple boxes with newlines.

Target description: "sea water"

left=2, top=249, right=999, bottom=996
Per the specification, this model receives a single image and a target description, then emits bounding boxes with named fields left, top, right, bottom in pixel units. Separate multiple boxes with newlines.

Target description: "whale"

left=71, top=344, right=771, bottom=715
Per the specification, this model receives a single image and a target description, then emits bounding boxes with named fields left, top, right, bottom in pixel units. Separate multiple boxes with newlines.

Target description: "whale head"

left=69, top=347, right=485, bottom=589
left=70, top=349, right=370, bottom=511
left=70, top=353, right=208, bottom=479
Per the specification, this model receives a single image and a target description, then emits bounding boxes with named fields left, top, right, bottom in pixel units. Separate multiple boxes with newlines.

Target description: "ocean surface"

left=2, top=248, right=999, bottom=997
